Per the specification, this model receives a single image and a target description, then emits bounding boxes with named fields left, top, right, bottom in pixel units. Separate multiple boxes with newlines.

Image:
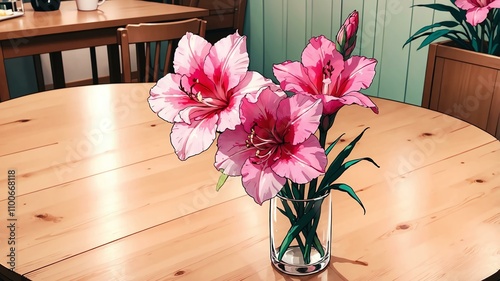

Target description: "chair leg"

left=136, top=43, right=146, bottom=82
left=49, top=52, right=66, bottom=89
left=107, top=45, right=121, bottom=83
left=90, top=47, right=99, bottom=84
left=33, top=55, right=45, bottom=92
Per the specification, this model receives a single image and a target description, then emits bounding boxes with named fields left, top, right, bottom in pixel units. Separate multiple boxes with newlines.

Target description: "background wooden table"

left=0, top=0, right=208, bottom=101
left=0, top=84, right=498, bottom=280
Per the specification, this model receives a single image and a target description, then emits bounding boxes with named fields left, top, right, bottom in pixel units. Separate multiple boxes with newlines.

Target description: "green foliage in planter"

left=403, top=0, right=500, bottom=56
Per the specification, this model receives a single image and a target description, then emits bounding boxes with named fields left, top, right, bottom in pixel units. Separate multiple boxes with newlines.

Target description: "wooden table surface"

left=0, top=83, right=498, bottom=280
left=0, top=0, right=209, bottom=101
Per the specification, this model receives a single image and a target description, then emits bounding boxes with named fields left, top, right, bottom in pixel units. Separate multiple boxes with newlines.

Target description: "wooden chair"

left=173, top=0, right=247, bottom=44
left=116, top=18, right=207, bottom=83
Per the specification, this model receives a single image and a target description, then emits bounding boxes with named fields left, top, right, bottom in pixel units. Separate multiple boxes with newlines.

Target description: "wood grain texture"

left=437, top=59, right=496, bottom=129
left=421, top=29, right=438, bottom=109
left=486, top=71, right=500, bottom=138
left=0, top=83, right=498, bottom=280
left=423, top=42, right=500, bottom=138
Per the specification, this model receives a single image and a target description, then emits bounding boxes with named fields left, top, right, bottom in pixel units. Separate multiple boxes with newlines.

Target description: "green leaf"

left=303, top=209, right=321, bottom=264
left=325, top=133, right=345, bottom=156
left=491, top=42, right=499, bottom=55
left=417, top=29, right=456, bottom=50
left=318, top=157, right=379, bottom=193
left=335, top=41, right=344, bottom=54
left=276, top=203, right=307, bottom=255
left=403, top=21, right=459, bottom=48
left=276, top=195, right=324, bottom=261
left=278, top=201, right=321, bottom=260
left=441, top=34, right=471, bottom=50
left=319, top=128, right=369, bottom=189
left=216, top=170, right=229, bottom=191
left=324, top=183, right=366, bottom=215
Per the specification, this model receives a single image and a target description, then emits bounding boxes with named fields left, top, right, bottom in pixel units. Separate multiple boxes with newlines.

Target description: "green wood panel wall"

left=243, top=0, right=455, bottom=106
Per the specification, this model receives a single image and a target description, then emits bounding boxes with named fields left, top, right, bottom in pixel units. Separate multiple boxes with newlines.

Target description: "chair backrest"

left=174, top=0, right=247, bottom=32
left=116, top=18, right=207, bottom=83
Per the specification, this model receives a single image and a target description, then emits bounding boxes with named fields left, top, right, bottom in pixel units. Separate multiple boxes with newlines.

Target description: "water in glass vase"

left=269, top=192, right=332, bottom=275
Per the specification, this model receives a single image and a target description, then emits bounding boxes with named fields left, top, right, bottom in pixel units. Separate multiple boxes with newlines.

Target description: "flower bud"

left=336, top=10, right=359, bottom=59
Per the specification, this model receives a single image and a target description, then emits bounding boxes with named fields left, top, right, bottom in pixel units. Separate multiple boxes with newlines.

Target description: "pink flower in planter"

left=215, top=88, right=327, bottom=205
left=455, top=0, right=500, bottom=26
left=336, top=10, right=359, bottom=59
left=148, top=32, right=276, bottom=160
left=273, top=35, right=378, bottom=116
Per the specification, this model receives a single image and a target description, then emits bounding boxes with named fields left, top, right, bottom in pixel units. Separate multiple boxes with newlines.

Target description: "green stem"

left=465, top=21, right=480, bottom=51
left=302, top=199, right=323, bottom=263
left=487, top=11, right=496, bottom=54
left=309, top=113, right=336, bottom=198
left=480, top=24, right=485, bottom=53
left=278, top=202, right=307, bottom=254
left=277, top=199, right=324, bottom=262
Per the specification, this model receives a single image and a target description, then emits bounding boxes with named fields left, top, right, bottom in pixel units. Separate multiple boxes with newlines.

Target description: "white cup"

left=76, top=0, right=106, bottom=11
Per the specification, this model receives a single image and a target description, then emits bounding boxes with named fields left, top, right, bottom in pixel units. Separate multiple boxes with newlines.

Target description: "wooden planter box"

left=422, top=41, right=500, bottom=139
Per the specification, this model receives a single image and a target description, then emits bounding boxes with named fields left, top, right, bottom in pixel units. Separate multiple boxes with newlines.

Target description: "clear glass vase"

left=269, top=192, right=332, bottom=275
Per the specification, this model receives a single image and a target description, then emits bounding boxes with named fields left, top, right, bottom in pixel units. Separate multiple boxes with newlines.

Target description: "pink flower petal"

left=217, top=71, right=278, bottom=132
left=170, top=115, right=219, bottom=160
left=301, top=36, right=344, bottom=90
left=214, top=126, right=255, bottom=176
left=204, top=33, right=249, bottom=93
left=178, top=104, right=214, bottom=125
left=273, top=61, right=318, bottom=95
left=149, top=74, right=198, bottom=123
left=321, top=95, right=345, bottom=115
left=488, top=0, right=500, bottom=8
left=240, top=88, right=284, bottom=134
left=276, top=94, right=322, bottom=145
left=337, top=91, right=379, bottom=114
left=455, top=0, right=476, bottom=10
left=335, top=56, right=377, bottom=95
left=232, top=71, right=281, bottom=99
left=241, top=160, right=286, bottom=205
left=465, top=7, right=490, bottom=25
left=173, top=32, right=211, bottom=76
left=271, top=136, right=327, bottom=184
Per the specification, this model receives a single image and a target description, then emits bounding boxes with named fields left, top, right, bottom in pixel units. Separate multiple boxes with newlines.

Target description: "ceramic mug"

left=76, top=0, right=106, bottom=11
left=31, top=0, right=61, bottom=11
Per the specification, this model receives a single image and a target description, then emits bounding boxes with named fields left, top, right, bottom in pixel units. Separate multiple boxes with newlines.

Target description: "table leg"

left=107, top=45, right=121, bottom=83
left=0, top=47, right=9, bottom=102
left=49, top=52, right=66, bottom=89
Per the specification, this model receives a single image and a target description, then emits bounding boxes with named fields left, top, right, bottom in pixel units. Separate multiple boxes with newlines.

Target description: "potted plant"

left=404, top=0, right=500, bottom=139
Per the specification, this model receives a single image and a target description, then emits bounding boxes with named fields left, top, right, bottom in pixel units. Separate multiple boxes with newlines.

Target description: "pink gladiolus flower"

left=455, top=0, right=500, bottom=26
left=214, top=88, right=327, bottom=205
left=148, top=32, right=276, bottom=160
left=273, top=35, right=378, bottom=116
left=336, top=10, right=359, bottom=59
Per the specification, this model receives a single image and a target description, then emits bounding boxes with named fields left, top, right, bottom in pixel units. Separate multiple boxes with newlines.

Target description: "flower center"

left=246, top=126, right=281, bottom=164
left=322, top=60, right=335, bottom=95
left=179, top=77, right=223, bottom=108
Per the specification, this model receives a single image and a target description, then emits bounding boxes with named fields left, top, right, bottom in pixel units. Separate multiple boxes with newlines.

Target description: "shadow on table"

left=270, top=255, right=369, bottom=281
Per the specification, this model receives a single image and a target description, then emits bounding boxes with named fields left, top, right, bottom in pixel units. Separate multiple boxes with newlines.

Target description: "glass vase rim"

left=275, top=191, right=330, bottom=202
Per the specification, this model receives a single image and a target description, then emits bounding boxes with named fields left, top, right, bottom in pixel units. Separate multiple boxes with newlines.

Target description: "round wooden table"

left=0, top=84, right=498, bottom=280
